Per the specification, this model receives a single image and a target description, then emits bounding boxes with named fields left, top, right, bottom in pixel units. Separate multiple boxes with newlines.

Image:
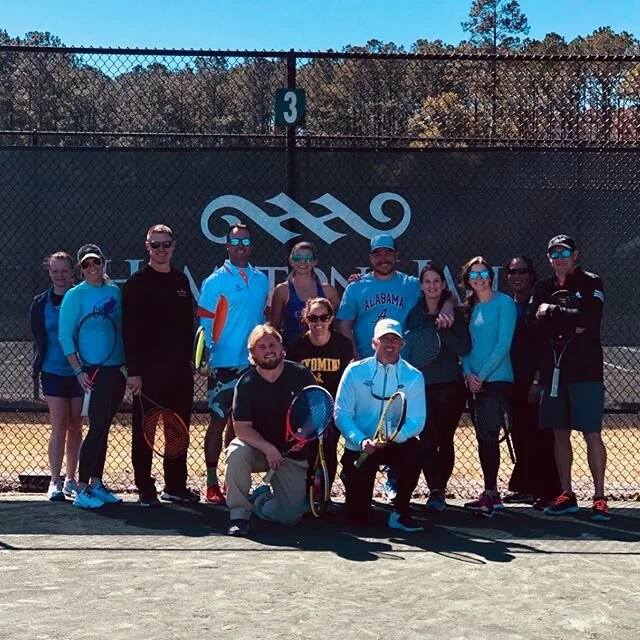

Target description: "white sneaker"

left=47, top=482, right=65, bottom=502
left=62, top=478, right=79, bottom=498
left=91, top=482, right=122, bottom=504
left=73, top=487, right=104, bottom=509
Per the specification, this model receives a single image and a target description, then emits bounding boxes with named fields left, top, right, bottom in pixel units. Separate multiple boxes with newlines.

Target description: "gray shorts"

left=207, top=367, right=248, bottom=420
left=539, top=381, right=605, bottom=433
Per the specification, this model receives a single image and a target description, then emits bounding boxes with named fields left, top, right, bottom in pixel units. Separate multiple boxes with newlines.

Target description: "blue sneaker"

left=248, top=484, right=271, bottom=505
left=91, top=482, right=122, bottom=504
left=425, top=490, right=447, bottom=513
left=382, top=478, right=397, bottom=502
left=73, top=486, right=104, bottom=509
left=388, top=511, right=423, bottom=533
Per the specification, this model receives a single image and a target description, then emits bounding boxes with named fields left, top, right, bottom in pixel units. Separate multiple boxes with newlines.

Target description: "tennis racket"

left=548, top=289, right=580, bottom=398
left=76, top=311, right=118, bottom=417
left=404, top=320, right=441, bottom=369
left=470, top=391, right=515, bottom=464
left=197, top=294, right=229, bottom=345
left=138, top=393, right=189, bottom=459
left=309, top=432, right=330, bottom=517
left=263, top=385, right=334, bottom=484
left=354, top=391, right=407, bottom=469
left=193, top=326, right=206, bottom=371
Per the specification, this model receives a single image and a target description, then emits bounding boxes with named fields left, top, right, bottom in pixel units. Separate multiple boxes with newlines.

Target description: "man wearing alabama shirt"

left=335, top=234, right=420, bottom=360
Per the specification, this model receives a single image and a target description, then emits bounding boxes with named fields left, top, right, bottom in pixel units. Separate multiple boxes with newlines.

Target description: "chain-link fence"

left=1, top=45, right=639, bottom=499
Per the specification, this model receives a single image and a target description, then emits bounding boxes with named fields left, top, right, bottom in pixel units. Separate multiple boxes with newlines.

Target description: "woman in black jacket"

left=29, top=252, right=83, bottom=501
left=404, top=264, right=471, bottom=512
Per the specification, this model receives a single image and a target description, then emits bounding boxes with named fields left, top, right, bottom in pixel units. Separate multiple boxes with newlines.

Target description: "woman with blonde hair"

left=29, top=251, right=83, bottom=501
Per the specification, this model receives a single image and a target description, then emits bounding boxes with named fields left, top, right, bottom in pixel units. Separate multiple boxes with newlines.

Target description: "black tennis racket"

left=547, top=289, right=581, bottom=398
left=404, top=320, right=441, bottom=369
left=309, top=432, right=330, bottom=517
left=76, top=311, right=118, bottom=417
left=263, top=385, right=334, bottom=484
left=354, top=391, right=407, bottom=468
left=470, top=391, right=515, bottom=464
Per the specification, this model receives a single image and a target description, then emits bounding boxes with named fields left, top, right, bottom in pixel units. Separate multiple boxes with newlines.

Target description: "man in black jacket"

left=527, top=234, right=609, bottom=521
left=122, top=224, right=199, bottom=507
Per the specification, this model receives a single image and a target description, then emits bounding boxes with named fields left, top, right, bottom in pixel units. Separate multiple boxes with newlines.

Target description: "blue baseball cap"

left=373, top=318, right=404, bottom=340
left=370, top=234, right=396, bottom=252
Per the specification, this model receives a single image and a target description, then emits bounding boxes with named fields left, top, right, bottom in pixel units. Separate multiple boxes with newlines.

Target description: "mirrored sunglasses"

left=291, top=254, right=314, bottom=263
left=548, top=248, right=573, bottom=259
left=229, top=238, right=251, bottom=247
left=468, top=270, right=490, bottom=280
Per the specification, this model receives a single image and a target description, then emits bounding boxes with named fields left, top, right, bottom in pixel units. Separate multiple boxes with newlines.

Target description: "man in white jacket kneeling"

left=335, top=318, right=427, bottom=532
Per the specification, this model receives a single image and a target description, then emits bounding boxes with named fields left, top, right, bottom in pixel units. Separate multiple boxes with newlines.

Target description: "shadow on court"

left=1, top=495, right=639, bottom=563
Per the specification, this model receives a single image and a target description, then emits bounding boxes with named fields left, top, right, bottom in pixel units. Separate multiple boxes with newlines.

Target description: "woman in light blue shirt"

left=29, top=252, right=83, bottom=502
left=460, top=256, right=516, bottom=518
left=59, top=244, right=126, bottom=510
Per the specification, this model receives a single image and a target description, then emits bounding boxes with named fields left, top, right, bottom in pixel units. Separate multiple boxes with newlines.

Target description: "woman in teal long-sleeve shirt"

left=59, top=244, right=126, bottom=510
left=460, top=256, right=516, bottom=518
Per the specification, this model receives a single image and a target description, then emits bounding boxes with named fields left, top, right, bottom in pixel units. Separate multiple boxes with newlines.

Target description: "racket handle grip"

left=354, top=451, right=369, bottom=469
left=263, top=468, right=275, bottom=484
left=81, top=391, right=91, bottom=417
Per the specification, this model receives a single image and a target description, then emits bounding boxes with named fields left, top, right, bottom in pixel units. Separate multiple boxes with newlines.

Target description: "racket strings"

left=143, top=409, right=189, bottom=458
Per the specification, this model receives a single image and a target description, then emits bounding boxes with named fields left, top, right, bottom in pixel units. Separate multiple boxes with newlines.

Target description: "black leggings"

left=132, top=362, right=193, bottom=496
left=79, top=366, right=126, bottom=483
left=420, top=380, right=466, bottom=492
left=469, top=381, right=512, bottom=492
left=508, top=382, right=560, bottom=498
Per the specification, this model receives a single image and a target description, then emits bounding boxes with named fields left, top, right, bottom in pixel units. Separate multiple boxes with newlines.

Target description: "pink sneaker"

left=464, top=492, right=498, bottom=518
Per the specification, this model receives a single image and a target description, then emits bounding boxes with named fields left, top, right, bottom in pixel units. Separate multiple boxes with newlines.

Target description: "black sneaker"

left=227, top=519, right=250, bottom=536
left=544, top=491, right=580, bottom=516
left=503, top=492, right=535, bottom=505
left=138, top=493, right=162, bottom=508
left=161, top=488, right=200, bottom=504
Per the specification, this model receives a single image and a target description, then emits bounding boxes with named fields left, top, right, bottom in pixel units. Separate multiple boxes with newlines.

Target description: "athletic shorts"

left=41, top=371, right=83, bottom=398
left=539, top=381, right=605, bottom=433
left=207, top=367, right=248, bottom=420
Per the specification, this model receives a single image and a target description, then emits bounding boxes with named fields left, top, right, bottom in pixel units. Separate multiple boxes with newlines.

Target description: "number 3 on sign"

left=275, top=88, right=306, bottom=127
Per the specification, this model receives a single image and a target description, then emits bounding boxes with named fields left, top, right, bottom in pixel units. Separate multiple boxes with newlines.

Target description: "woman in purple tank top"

left=269, top=241, right=341, bottom=346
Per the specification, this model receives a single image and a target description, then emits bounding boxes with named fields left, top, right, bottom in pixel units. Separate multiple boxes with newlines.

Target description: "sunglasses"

left=468, top=270, right=490, bottom=280
left=307, top=313, right=332, bottom=323
left=81, top=257, right=103, bottom=269
left=507, top=267, right=529, bottom=275
left=548, top=248, right=573, bottom=259
left=149, top=240, right=174, bottom=249
left=291, top=254, right=315, bottom=264
left=229, top=237, right=251, bottom=247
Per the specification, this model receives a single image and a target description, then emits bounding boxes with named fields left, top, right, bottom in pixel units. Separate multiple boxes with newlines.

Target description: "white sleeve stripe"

left=593, top=290, right=604, bottom=301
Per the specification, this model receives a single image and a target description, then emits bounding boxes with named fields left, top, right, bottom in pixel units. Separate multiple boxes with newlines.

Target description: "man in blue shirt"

left=198, top=223, right=269, bottom=504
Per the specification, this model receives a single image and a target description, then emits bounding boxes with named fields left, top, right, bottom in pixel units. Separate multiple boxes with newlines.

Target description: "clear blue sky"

left=2, top=0, right=638, bottom=51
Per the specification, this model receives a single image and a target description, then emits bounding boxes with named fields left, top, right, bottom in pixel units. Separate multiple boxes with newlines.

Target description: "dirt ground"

left=1, top=494, right=639, bottom=640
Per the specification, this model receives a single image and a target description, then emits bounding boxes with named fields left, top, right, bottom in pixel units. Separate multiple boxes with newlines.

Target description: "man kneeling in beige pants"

left=225, top=324, right=316, bottom=536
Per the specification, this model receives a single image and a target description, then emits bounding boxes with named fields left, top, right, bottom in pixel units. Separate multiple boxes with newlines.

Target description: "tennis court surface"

left=1, top=495, right=639, bottom=640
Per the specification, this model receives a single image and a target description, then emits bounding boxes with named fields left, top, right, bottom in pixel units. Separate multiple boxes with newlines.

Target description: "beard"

left=255, top=352, right=284, bottom=370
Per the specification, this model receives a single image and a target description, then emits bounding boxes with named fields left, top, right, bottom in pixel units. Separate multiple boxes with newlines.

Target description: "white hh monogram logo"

left=200, top=192, right=412, bottom=244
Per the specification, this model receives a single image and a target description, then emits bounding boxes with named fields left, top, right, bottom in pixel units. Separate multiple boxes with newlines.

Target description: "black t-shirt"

left=526, top=267, right=604, bottom=384
left=286, top=331, right=353, bottom=398
left=122, top=266, right=194, bottom=375
left=232, top=360, right=316, bottom=454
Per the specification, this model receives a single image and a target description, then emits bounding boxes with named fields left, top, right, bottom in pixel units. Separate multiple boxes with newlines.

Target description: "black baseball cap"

left=77, top=243, right=105, bottom=264
left=547, top=234, right=576, bottom=252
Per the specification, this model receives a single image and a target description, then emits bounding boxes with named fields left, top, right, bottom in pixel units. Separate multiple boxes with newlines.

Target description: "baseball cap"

left=370, top=234, right=396, bottom=253
left=373, top=318, right=404, bottom=340
left=547, top=234, right=576, bottom=252
left=77, top=243, right=105, bottom=264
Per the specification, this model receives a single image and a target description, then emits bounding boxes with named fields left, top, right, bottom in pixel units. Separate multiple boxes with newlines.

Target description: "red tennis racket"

left=138, top=393, right=189, bottom=459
